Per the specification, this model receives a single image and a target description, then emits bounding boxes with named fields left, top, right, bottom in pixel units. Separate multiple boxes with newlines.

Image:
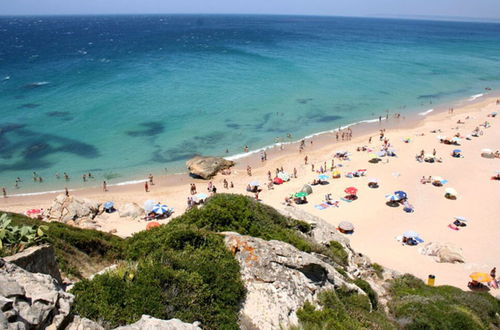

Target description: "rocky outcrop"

left=65, top=315, right=104, bottom=330
left=119, top=203, right=144, bottom=219
left=0, top=258, right=73, bottom=329
left=186, top=156, right=234, bottom=179
left=114, top=315, right=202, bottom=330
left=419, top=242, right=465, bottom=263
left=222, top=232, right=360, bottom=330
left=44, top=194, right=101, bottom=227
left=3, top=244, right=63, bottom=284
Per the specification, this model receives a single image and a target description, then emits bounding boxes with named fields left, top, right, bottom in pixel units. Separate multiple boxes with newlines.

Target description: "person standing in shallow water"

left=2, top=187, right=7, bottom=198
left=103, top=181, right=107, bottom=192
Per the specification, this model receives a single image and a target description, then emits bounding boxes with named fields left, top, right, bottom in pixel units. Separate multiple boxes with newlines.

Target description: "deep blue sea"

left=1, top=15, right=500, bottom=193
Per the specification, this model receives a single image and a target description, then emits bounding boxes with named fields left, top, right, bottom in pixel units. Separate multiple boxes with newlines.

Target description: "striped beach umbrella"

left=152, top=204, right=168, bottom=215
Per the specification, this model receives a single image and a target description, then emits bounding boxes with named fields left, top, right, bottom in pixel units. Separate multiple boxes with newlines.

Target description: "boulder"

left=119, top=203, right=144, bottom=219
left=419, top=242, right=465, bottom=263
left=222, top=232, right=360, bottom=330
left=44, top=195, right=100, bottom=224
left=0, top=259, right=73, bottom=329
left=3, top=244, right=63, bottom=284
left=65, top=315, right=104, bottom=330
left=114, top=315, right=202, bottom=330
left=186, top=156, right=234, bottom=180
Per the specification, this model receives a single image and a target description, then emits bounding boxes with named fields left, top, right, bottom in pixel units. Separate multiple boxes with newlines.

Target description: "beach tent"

left=146, top=222, right=161, bottom=230
left=469, top=272, right=493, bottom=283
left=144, top=200, right=156, bottom=213
left=273, top=177, right=284, bottom=184
left=481, top=148, right=494, bottom=158
left=301, top=184, right=313, bottom=195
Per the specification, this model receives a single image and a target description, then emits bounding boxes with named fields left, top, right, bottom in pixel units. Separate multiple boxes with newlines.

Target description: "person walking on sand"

left=267, top=170, right=272, bottom=181
left=247, top=165, right=252, bottom=176
left=148, top=174, right=154, bottom=185
left=293, top=167, right=297, bottom=178
left=65, top=187, right=69, bottom=197
left=103, top=181, right=107, bottom=192
left=433, top=148, right=436, bottom=156
left=369, top=136, right=372, bottom=143
left=223, top=179, right=228, bottom=189
left=304, top=155, right=308, bottom=165
left=145, top=181, right=149, bottom=192
left=2, top=187, right=7, bottom=198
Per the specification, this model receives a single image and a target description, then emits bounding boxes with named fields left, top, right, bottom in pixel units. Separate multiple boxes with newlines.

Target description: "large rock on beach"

left=114, top=315, right=202, bottom=330
left=419, top=242, right=465, bottom=263
left=186, top=156, right=234, bottom=179
left=0, top=258, right=73, bottom=329
left=222, top=232, right=360, bottom=330
left=44, top=195, right=100, bottom=224
left=119, top=203, right=144, bottom=219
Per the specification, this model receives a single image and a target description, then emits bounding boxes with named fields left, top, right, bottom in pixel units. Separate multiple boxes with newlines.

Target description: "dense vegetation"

left=3, top=195, right=500, bottom=329
left=0, top=212, right=123, bottom=279
left=0, top=213, right=48, bottom=254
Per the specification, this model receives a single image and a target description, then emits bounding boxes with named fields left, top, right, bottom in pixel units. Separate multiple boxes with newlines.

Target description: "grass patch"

left=1, top=212, right=124, bottom=279
left=328, top=240, right=349, bottom=267
left=372, top=263, right=384, bottom=279
left=388, top=274, right=500, bottom=329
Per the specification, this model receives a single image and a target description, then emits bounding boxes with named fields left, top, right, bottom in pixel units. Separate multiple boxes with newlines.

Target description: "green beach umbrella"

left=294, top=192, right=308, bottom=198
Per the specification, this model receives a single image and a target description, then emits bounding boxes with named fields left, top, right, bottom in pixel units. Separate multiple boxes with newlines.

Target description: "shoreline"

left=1, top=92, right=499, bottom=291
left=3, top=90, right=497, bottom=198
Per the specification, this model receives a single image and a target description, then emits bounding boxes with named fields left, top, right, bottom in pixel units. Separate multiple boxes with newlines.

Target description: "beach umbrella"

left=454, top=216, right=468, bottom=222
left=332, top=170, right=341, bottom=178
left=387, top=148, right=397, bottom=153
left=453, top=149, right=461, bottom=153
left=432, top=176, right=443, bottom=182
left=344, top=187, right=357, bottom=195
left=273, top=177, right=284, bottom=184
left=103, top=201, right=114, bottom=210
left=402, top=231, right=420, bottom=239
left=481, top=148, right=492, bottom=153
left=437, top=135, right=447, bottom=140
left=368, top=178, right=378, bottom=183
left=445, top=188, right=458, bottom=196
left=469, top=272, right=493, bottom=283
left=451, top=137, right=461, bottom=143
left=144, top=200, right=156, bottom=213
left=294, top=192, right=308, bottom=198
left=249, top=181, right=260, bottom=187
left=368, top=153, right=379, bottom=159
left=376, top=151, right=386, bottom=157
left=301, top=184, right=313, bottom=195
left=395, top=191, right=407, bottom=199
left=338, top=221, right=354, bottom=231
left=152, top=204, right=168, bottom=215
left=318, top=174, right=329, bottom=181
left=26, top=209, right=41, bottom=215
left=277, top=172, right=290, bottom=181
left=385, top=194, right=401, bottom=202
left=194, top=193, right=208, bottom=202
left=424, top=154, right=434, bottom=159
left=146, top=222, right=161, bottom=230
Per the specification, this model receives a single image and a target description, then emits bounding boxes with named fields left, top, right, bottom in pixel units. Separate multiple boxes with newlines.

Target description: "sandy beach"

left=1, top=94, right=499, bottom=290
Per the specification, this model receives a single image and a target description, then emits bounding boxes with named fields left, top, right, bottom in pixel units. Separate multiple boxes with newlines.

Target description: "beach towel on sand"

left=314, top=204, right=329, bottom=210
left=341, top=197, right=354, bottom=203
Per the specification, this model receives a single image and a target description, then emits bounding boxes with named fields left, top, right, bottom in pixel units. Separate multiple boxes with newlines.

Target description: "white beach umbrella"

left=338, top=221, right=354, bottom=231
left=432, top=176, right=443, bottom=182
left=445, top=188, right=458, bottom=196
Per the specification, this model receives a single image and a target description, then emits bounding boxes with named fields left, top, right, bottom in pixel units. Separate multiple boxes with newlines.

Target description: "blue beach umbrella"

left=152, top=204, right=168, bottom=215
left=454, top=216, right=468, bottom=222
left=402, top=231, right=420, bottom=238
left=103, top=201, right=114, bottom=210
left=394, top=191, right=407, bottom=199
left=385, top=194, right=401, bottom=202
left=453, top=149, right=461, bottom=153
left=318, top=174, right=330, bottom=181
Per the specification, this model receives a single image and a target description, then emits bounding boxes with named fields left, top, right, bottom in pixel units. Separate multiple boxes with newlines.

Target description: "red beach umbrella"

left=273, top=177, right=284, bottom=184
left=146, top=222, right=161, bottom=230
left=344, top=187, right=358, bottom=195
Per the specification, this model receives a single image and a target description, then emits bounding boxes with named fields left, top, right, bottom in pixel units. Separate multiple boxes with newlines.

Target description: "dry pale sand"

left=1, top=95, right=499, bottom=290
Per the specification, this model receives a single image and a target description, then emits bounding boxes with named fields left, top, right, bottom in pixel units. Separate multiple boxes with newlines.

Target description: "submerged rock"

left=186, top=156, right=234, bottom=179
left=114, top=315, right=202, bottom=330
left=419, top=242, right=465, bottom=263
left=222, top=232, right=360, bottom=330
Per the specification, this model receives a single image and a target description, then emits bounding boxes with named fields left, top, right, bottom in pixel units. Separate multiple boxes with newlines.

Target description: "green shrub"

left=354, top=278, right=378, bottom=310
left=372, top=263, right=384, bottom=279
left=327, top=240, right=349, bottom=267
left=73, top=223, right=245, bottom=329
left=388, top=274, right=500, bottom=329
left=1, top=212, right=124, bottom=279
left=0, top=213, right=48, bottom=254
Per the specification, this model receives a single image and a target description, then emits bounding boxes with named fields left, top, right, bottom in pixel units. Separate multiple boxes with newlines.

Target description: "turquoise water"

left=1, top=15, right=500, bottom=193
